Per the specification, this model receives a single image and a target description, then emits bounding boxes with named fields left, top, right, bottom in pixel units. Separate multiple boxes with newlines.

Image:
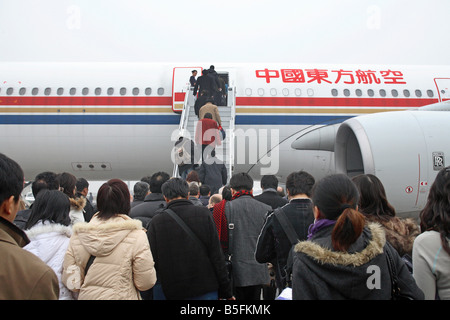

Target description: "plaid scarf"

left=212, top=199, right=228, bottom=252
left=231, top=189, right=253, bottom=200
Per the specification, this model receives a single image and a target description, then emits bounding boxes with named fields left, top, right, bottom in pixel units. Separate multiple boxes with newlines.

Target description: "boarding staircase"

left=172, top=86, right=236, bottom=182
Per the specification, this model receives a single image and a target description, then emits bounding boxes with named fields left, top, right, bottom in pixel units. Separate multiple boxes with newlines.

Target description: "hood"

left=294, top=222, right=385, bottom=267
left=70, top=197, right=86, bottom=211
left=294, top=223, right=387, bottom=299
left=73, top=214, right=142, bottom=257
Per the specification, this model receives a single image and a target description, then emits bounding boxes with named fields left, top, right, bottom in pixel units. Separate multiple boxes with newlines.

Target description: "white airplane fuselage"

left=1, top=62, right=449, bottom=217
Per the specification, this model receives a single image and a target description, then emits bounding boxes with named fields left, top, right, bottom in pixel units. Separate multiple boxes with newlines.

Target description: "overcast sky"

left=0, top=0, right=449, bottom=65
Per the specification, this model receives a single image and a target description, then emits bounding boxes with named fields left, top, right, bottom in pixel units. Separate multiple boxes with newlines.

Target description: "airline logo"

left=255, top=68, right=407, bottom=85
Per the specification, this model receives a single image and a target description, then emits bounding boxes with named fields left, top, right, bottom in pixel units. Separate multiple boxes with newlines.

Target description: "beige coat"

left=62, top=214, right=156, bottom=300
left=199, top=102, right=222, bottom=126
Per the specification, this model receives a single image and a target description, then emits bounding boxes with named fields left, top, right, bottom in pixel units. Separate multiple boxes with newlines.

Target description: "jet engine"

left=293, top=110, right=450, bottom=217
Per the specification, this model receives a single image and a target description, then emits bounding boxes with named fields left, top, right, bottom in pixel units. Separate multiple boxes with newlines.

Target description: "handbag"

left=385, top=244, right=414, bottom=300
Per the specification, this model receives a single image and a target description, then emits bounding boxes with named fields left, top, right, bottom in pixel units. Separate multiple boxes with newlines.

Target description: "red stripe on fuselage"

left=0, top=96, right=173, bottom=106
left=236, top=97, right=438, bottom=107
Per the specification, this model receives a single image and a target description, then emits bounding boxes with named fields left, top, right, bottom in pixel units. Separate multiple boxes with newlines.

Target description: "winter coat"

left=129, top=193, right=166, bottom=229
left=255, top=198, right=314, bottom=289
left=24, top=221, right=76, bottom=300
left=225, top=195, right=272, bottom=287
left=147, top=198, right=232, bottom=299
left=0, top=217, right=59, bottom=299
left=199, top=102, right=222, bottom=126
left=364, top=214, right=420, bottom=257
left=292, top=222, right=424, bottom=300
left=254, top=189, right=288, bottom=210
left=69, top=197, right=86, bottom=225
left=198, top=158, right=227, bottom=195
left=195, top=118, right=222, bottom=147
left=62, top=214, right=156, bottom=300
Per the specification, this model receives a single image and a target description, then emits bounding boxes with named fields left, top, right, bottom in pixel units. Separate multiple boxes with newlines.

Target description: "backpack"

left=174, top=140, right=191, bottom=166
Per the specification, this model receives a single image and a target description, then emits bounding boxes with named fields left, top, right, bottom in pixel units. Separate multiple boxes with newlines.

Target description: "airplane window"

left=70, top=88, right=76, bottom=95
left=367, top=89, right=374, bottom=97
left=415, top=90, right=422, bottom=97
left=258, top=88, right=264, bottom=96
left=19, top=88, right=26, bottom=96
left=32, top=88, right=39, bottom=95
left=157, top=88, right=164, bottom=95
left=355, top=89, right=362, bottom=97
left=82, top=88, right=89, bottom=95
left=44, top=88, right=51, bottom=96
left=145, top=87, right=152, bottom=95
left=133, top=87, right=140, bottom=96
left=95, top=88, right=102, bottom=95
left=57, top=88, right=64, bottom=95
left=295, top=88, right=301, bottom=96
left=427, top=90, right=434, bottom=97
left=391, top=89, right=398, bottom=97
left=307, top=88, right=314, bottom=96
left=282, top=88, right=289, bottom=96
left=270, top=88, right=277, bottom=96
left=403, top=89, right=410, bottom=97
left=107, top=87, right=114, bottom=95
left=120, top=87, right=127, bottom=96
left=331, top=89, right=338, bottom=97
left=343, top=89, right=350, bottom=97
left=6, top=88, right=13, bottom=95
left=379, top=89, right=386, bottom=97
left=245, top=88, right=252, bottom=96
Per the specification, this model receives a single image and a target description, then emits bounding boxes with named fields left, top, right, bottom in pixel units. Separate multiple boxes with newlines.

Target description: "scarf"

left=231, top=189, right=253, bottom=200
left=307, top=219, right=336, bottom=240
left=212, top=199, right=228, bottom=252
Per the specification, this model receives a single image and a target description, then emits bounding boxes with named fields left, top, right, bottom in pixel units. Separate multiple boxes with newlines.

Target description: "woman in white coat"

left=24, top=189, right=76, bottom=300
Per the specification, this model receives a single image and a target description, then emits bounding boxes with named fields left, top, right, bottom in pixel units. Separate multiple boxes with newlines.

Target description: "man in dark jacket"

left=0, top=153, right=59, bottom=299
left=147, top=178, right=232, bottom=300
left=255, top=171, right=315, bottom=290
left=198, top=150, right=227, bottom=195
left=130, top=171, right=170, bottom=228
left=255, top=175, right=288, bottom=210
left=193, top=69, right=216, bottom=97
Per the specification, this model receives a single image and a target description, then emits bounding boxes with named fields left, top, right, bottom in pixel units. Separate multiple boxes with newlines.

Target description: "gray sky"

left=0, top=0, right=449, bottom=65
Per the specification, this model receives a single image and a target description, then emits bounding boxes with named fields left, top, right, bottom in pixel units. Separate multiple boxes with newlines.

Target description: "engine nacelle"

left=335, top=110, right=450, bottom=217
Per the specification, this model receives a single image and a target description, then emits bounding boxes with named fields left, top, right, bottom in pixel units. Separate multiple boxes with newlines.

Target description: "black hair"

left=149, top=171, right=170, bottom=193
left=200, top=184, right=211, bottom=196
left=260, top=175, right=278, bottom=190
left=0, top=153, right=24, bottom=205
left=162, top=178, right=189, bottom=200
left=25, top=190, right=71, bottom=229
left=188, top=182, right=200, bottom=196
left=229, top=172, right=253, bottom=191
left=221, top=185, right=232, bottom=201
left=204, top=112, right=213, bottom=119
left=57, top=172, right=77, bottom=199
left=352, top=174, right=396, bottom=220
left=76, top=178, right=89, bottom=193
left=312, top=174, right=364, bottom=252
left=32, top=172, right=59, bottom=197
left=420, top=166, right=450, bottom=255
left=286, top=171, right=315, bottom=197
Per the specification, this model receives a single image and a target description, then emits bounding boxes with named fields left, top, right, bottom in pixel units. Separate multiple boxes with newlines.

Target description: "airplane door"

left=434, top=78, right=450, bottom=102
left=172, top=67, right=202, bottom=113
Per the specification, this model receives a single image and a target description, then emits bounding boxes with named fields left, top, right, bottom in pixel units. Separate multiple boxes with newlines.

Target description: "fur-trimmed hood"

left=73, top=214, right=143, bottom=257
left=294, top=222, right=386, bottom=267
left=70, top=197, right=86, bottom=211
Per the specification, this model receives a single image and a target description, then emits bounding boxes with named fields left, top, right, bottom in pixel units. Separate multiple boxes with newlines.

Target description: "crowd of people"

left=0, top=151, right=449, bottom=300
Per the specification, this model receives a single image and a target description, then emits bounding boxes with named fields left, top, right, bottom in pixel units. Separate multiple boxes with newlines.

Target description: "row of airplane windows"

left=0, top=86, right=436, bottom=98
left=0, top=87, right=165, bottom=96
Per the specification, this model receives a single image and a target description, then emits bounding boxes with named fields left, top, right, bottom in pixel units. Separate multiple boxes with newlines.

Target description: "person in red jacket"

left=195, top=112, right=222, bottom=161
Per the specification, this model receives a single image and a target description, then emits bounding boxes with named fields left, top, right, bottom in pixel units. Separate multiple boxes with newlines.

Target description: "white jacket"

left=24, top=221, right=76, bottom=300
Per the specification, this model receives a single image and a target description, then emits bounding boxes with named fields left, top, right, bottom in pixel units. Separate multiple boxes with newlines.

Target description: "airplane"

left=1, top=62, right=449, bottom=217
